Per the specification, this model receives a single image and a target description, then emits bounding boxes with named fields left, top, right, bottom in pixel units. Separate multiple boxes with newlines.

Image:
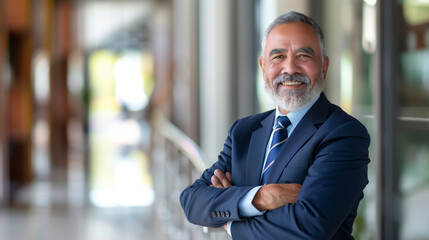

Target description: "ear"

left=259, top=56, right=265, bottom=75
left=322, top=56, right=329, bottom=79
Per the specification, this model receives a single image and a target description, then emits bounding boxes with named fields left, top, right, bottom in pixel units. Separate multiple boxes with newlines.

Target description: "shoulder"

left=310, top=93, right=367, bottom=131
left=305, top=94, right=369, bottom=141
left=328, top=104, right=360, bottom=123
left=323, top=104, right=370, bottom=140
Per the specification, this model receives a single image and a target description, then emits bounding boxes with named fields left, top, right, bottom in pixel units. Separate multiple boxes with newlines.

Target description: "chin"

left=275, top=87, right=323, bottom=112
left=265, top=76, right=325, bottom=112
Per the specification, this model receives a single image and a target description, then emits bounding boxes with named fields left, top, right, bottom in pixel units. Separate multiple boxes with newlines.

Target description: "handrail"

left=149, top=111, right=210, bottom=172
left=149, top=110, right=227, bottom=240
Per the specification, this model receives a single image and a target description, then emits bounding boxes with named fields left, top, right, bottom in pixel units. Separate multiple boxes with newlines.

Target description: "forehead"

left=265, top=22, right=321, bottom=55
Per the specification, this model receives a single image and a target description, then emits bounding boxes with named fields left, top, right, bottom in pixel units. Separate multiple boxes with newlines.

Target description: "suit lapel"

left=266, top=93, right=331, bottom=184
left=246, top=111, right=275, bottom=186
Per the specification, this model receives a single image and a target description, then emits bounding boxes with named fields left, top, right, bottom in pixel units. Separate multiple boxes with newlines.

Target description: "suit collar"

left=265, top=92, right=331, bottom=183
left=245, top=111, right=275, bottom=186
left=302, top=92, right=331, bottom=126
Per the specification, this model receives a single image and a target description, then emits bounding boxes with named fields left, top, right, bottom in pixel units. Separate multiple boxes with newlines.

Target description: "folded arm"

left=180, top=120, right=303, bottom=229
left=180, top=121, right=253, bottom=227
left=211, top=169, right=301, bottom=211
left=231, top=121, right=370, bottom=239
left=211, top=169, right=302, bottom=232
left=181, top=116, right=370, bottom=239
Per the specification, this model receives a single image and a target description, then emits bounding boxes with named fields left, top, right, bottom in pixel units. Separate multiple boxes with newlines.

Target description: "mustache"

left=273, top=74, right=310, bottom=89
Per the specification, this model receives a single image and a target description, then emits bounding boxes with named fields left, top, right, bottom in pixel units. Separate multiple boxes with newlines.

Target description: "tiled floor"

left=0, top=181, right=166, bottom=240
left=0, top=205, right=159, bottom=240
left=0, top=122, right=168, bottom=240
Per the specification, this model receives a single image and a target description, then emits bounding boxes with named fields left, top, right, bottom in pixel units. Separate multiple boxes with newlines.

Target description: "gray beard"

left=264, top=73, right=325, bottom=112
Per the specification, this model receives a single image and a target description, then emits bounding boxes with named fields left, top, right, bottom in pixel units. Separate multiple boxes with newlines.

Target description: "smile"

left=281, top=81, right=305, bottom=86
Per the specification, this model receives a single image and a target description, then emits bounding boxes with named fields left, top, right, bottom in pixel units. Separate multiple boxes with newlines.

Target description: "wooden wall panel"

left=3, top=0, right=30, bottom=32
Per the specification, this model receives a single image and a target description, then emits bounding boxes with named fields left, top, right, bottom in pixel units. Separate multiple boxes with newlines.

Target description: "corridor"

left=0, top=201, right=160, bottom=240
left=0, top=169, right=166, bottom=240
left=1, top=0, right=429, bottom=239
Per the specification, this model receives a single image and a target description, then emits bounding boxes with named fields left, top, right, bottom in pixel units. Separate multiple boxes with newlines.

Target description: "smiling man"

left=262, top=21, right=328, bottom=114
left=180, top=11, right=370, bottom=240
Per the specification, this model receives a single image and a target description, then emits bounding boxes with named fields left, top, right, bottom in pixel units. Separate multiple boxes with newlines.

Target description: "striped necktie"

left=261, top=116, right=291, bottom=184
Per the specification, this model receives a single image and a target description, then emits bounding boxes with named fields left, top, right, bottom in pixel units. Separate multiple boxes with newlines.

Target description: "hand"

left=252, top=183, right=302, bottom=211
left=210, top=169, right=232, bottom=188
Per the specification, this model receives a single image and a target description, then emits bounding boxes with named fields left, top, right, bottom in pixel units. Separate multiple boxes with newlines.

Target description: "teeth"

left=281, top=81, right=303, bottom=86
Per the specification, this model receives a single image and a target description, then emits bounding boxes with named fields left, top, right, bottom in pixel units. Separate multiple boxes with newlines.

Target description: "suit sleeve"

left=231, top=120, right=370, bottom=239
left=179, top=120, right=254, bottom=228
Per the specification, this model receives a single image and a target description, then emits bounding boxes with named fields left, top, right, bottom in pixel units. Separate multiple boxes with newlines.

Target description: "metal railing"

left=149, top=111, right=229, bottom=240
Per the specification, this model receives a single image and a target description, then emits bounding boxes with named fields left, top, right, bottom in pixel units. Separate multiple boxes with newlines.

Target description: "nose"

left=281, top=56, right=300, bottom=75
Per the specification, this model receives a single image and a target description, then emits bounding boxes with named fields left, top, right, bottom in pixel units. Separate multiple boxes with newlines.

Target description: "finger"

left=211, top=175, right=223, bottom=188
left=226, top=172, right=232, bottom=182
left=213, top=170, right=226, bottom=188
left=214, top=169, right=231, bottom=188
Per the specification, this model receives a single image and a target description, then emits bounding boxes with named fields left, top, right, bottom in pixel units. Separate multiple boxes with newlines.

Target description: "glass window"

left=398, top=0, right=429, bottom=238
left=87, top=50, right=154, bottom=207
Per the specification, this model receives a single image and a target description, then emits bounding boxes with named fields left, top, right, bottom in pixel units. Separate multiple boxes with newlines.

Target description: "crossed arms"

left=211, top=169, right=301, bottom=232
left=180, top=116, right=370, bottom=239
left=211, top=169, right=301, bottom=212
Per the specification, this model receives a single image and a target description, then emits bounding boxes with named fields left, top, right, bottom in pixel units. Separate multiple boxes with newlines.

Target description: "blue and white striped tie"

left=261, top=116, right=291, bottom=184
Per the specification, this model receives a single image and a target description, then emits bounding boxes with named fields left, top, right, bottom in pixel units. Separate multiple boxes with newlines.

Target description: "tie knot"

left=276, top=116, right=291, bottom=129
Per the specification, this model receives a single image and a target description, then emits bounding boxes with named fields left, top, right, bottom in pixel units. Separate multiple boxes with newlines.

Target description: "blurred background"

left=0, top=0, right=428, bottom=239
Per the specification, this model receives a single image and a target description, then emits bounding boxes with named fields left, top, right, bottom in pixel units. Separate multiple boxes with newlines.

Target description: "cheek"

left=302, top=65, right=323, bottom=85
left=266, top=64, right=282, bottom=80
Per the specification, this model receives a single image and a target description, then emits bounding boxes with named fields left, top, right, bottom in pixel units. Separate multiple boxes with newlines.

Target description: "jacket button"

left=211, top=212, right=217, bottom=218
left=216, top=212, right=221, bottom=217
left=221, top=212, right=225, bottom=217
left=225, top=212, right=230, bottom=217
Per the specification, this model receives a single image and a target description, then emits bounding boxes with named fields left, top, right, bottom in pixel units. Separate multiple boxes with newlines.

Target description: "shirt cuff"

left=238, top=186, right=265, bottom=217
left=227, top=221, right=232, bottom=236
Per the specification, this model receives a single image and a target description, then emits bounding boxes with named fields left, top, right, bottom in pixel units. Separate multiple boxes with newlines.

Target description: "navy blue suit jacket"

left=180, top=93, right=370, bottom=239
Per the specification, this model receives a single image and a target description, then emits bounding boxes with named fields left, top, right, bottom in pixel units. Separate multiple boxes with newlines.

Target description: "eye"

left=298, top=54, right=310, bottom=58
left=297, top=54, right=312, bottom=62
left=271, top=55, right=285, bottom=62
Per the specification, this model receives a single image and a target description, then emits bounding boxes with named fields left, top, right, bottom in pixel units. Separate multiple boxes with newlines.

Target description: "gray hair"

left=261, top=11, right=325, bottom=61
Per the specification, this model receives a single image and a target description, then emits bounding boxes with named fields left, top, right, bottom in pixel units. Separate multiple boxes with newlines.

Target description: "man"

left=180, top=11, right=370, bottom=239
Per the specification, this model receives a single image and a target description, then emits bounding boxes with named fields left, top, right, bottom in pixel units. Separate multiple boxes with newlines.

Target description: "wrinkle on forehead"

left=263, top=23, right=322, bottom=62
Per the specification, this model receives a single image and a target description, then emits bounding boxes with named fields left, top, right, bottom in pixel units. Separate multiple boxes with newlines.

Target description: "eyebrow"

left=268, top=48, right=286, bottom=57
left=268, top=47, right=315, bottom=58
left=297, top=47, right=315, bottom=56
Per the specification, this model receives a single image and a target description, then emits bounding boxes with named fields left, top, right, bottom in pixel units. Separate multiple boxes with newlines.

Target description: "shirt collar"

left=273, top=94, right=320, bottom=134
